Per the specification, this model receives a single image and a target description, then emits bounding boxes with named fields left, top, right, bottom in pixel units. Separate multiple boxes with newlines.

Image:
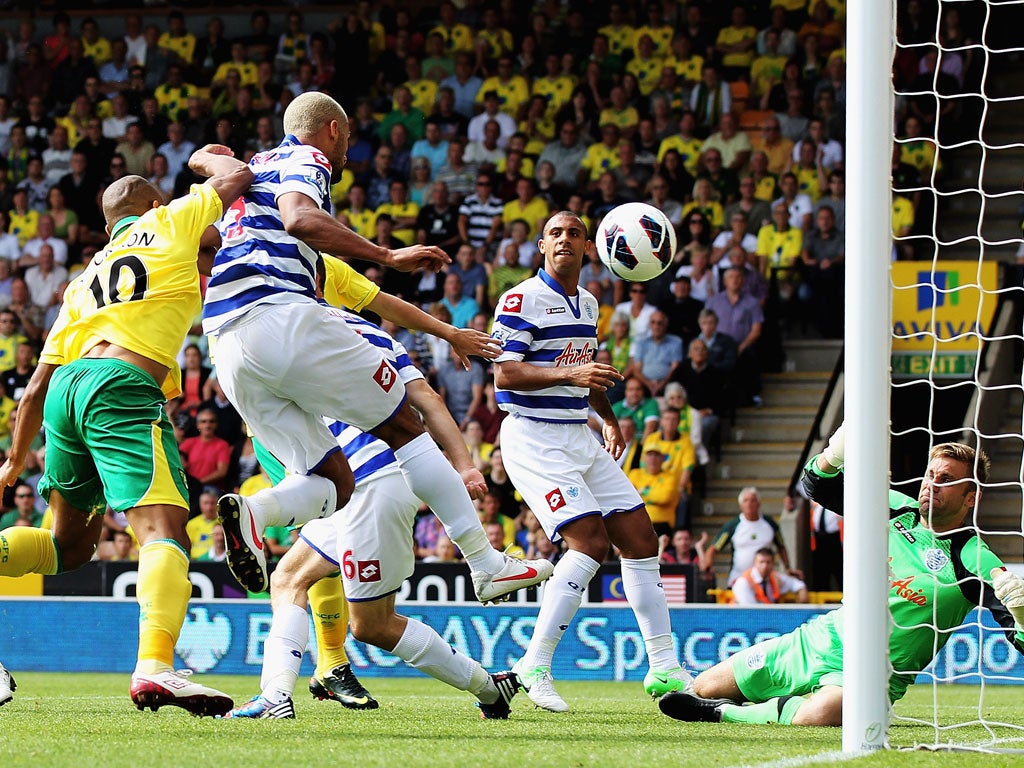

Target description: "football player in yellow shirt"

left=0, top=146, right=253, bottom=716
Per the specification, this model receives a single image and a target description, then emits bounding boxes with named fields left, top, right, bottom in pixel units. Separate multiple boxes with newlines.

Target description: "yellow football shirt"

left=321, top=254, right=380, bottom=311
left=756, top=224, right=803, bottom=270
left=633, top=25, right=674, bottom=58
left=580, top=142, right=621, bottom=182
left=213, top=61, right=260, bottom=89
left=598, top=106, right=640, bottom=134
left=82, top=37, right=112, bottom=65
left=42, top=184, right=223, bottom=399
left=657, top=135, right=704, bottom=175
left=374, top=202, right=420, bottom=245
left=598, top=24, right=636, bottom=56
left=477, top=75, right=530, bottom=116
left=502, top=197, right=550, bottom=240
left=626, top=56, right=664, bottom=96
left=158, top=32, right=196, bottom=64
left=429, top=23, right=474, bottom=54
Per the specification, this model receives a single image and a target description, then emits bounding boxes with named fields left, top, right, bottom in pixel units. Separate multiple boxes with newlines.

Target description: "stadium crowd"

left=0, top=1, right=975, bottom=590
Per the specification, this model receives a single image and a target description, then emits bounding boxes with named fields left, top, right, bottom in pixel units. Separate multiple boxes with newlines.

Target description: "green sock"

left=720, top=695, right=804, bottom=725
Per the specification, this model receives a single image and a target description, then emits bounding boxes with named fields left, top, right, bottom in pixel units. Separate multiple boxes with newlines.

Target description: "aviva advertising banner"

left=0, top=600, right=1020, bottom=685
left=891, top=261, right=999, bottom=378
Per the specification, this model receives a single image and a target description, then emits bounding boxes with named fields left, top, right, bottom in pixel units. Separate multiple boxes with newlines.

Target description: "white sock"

left=394, top=433, right=503, bottom=574
left=521, top=550, right=600, bottom=669
left=251, top=473, right=337, bottom=528
left=620, top=556, right=679, bottom=671
left=260, top=602, right=309, bottom=703
left=391, top=617, right=487, bottom=696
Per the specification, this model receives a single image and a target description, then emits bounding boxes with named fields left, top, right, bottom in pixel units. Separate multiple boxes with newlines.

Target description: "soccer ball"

left=595, top=202, right=677, bottom=282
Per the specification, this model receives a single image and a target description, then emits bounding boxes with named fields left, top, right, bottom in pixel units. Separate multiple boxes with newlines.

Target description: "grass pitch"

left=1, top=674, right=1022, bottom=768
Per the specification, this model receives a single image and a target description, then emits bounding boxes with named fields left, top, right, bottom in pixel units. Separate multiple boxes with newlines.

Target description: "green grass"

left=1, top=675, right=1023, bottom=768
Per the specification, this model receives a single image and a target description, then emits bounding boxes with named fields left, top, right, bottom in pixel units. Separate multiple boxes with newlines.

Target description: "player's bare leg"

left=791, top=686, right=842, bottom=726
left=122, top=500, right=232, bottom=716
left=0, top=496, right=100, bottom=577
left=373, top=404, right=553, bottom=603
left=692, top=661, right=746, bottom=702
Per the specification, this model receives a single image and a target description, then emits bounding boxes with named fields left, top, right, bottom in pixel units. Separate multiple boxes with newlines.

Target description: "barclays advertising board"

left=0, top=600, right=1021, bottom=685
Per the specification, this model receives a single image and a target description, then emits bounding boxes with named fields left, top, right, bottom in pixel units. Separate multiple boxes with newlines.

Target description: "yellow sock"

left=135, top=539, right=191, bottom=675
left=308, top=573, right=349, bottom=677
left=0, top=527, right=59, bottom=576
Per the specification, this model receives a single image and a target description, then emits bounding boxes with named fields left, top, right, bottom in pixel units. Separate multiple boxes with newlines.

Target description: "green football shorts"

left=730, top=610, right=911, bottom=704
left=731, top=611, right=845, bottom=701
left=39, top=358, right=189, bottom=515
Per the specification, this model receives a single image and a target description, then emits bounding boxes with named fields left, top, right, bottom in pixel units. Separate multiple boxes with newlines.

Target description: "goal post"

left=842, top=0, right=895, bottom=753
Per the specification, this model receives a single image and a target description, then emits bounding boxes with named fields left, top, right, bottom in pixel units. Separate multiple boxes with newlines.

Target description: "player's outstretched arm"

left=279, top=193, right=449, bottom=273
left=368, top=291, right=499, bottom=369
left=187, top=144, right=255, bottom=208
left=0, top=363, right=57, bottom=487
left=405, top=379, right=487, bottom=500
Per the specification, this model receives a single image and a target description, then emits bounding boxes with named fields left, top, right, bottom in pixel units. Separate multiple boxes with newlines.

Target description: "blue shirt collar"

left=539, top=268, right=581, bottom=319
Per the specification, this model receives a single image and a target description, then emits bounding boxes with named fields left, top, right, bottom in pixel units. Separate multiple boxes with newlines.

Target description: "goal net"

left=866, top=0, right=1024, bottom=752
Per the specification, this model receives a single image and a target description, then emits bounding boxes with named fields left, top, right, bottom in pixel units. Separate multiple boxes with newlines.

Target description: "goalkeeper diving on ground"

left=659, top=425, right=1024, bottom=726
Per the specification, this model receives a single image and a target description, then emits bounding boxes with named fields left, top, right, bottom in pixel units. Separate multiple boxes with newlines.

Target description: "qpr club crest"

left=566, top=486, right=580, bottom=500
left=745, top=649, right=766, bottom=670
left=924, top=548, right=949, bottom=572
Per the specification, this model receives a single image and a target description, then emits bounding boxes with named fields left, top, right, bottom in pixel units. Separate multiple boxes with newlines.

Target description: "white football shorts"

left=299, top=469, right=420, bottom=601
left=211, top=301, right=407, bottom=475
left=499, top=414, right=644, bottom=542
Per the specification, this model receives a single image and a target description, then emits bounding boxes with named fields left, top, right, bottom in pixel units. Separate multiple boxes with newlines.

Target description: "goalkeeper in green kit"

left=659, top=425, right=1024, bottom=727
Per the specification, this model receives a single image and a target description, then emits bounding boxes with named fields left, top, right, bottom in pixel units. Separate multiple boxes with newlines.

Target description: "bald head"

left=283, top=92, right=347, bottom=139
left=101, top=175, right=162, bottom=230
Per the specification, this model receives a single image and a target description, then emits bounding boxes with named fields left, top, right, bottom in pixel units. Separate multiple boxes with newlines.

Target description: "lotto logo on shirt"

left=545, top=487, right=566, bottom=512
left=502, top=294, right=524, bottom=313
left=373, top=360, right=397, bottom=393
left=358, top=560, right=381, bottom=582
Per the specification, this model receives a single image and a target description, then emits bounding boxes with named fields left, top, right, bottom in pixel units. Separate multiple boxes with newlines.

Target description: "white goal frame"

left=842, top=0, right=895, bottom=753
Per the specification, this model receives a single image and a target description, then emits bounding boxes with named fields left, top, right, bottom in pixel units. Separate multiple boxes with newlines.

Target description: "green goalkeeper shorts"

left=730, top=610, right=913, bottom=703
left=731, top=611, right=845, bottom=702
left=39, top=358, right=189, bottom=515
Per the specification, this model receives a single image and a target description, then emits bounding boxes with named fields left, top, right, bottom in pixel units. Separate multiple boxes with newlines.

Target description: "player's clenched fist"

left=568, top=362, right=624, bottom=391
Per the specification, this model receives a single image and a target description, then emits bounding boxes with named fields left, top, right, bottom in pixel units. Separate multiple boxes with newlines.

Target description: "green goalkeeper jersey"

left=800, top=458, right=1024, bottom=686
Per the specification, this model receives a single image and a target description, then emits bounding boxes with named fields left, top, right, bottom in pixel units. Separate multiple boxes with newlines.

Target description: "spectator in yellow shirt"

left=375, top=180, right=420, bottom=245
left=626, top=34, right=664, bottom=97
left=431, top=1, right=475, bottom=54
left=212, top=42, right=259, bottom=90
left=580, top=123, right=623, bottom=186
left=757, top=202, right=804, bottom=274
left=158, top=10, right=196, bottom=65
left=476, top=55, right=529, bottom=118
left=599, top=84, right=640, bottom=140
left=716, top=6, right=758, bottom=78
left=629, top=445, right=681, bottom=537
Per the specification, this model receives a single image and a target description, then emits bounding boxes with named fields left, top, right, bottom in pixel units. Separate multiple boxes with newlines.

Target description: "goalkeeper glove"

left=822, top=424, right=845, bottom=469
left=990, top=567, right=1024, bottom=628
